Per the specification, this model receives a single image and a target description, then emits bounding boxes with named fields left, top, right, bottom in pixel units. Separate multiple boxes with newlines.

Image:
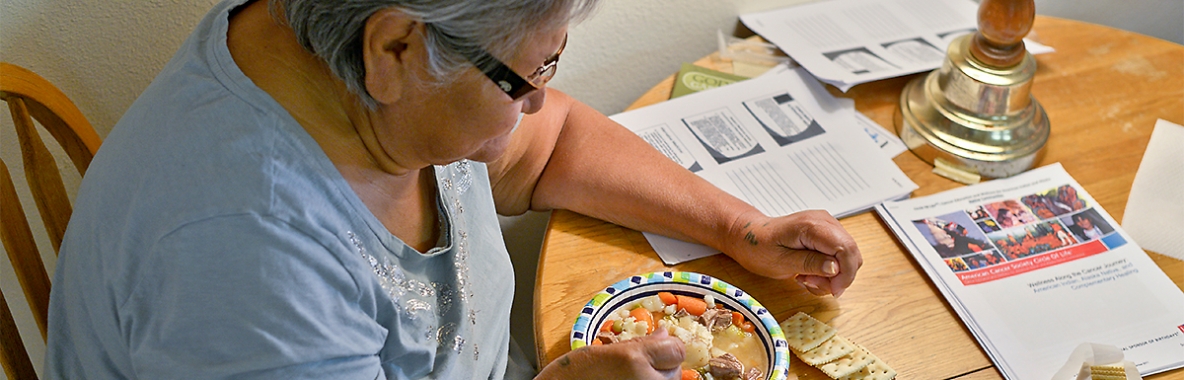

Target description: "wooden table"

left=535, top=16, right=1184, bottom=379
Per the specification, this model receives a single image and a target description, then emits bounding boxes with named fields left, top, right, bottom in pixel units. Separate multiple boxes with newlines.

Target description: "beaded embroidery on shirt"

left=352, top=159, right=480, bottom=361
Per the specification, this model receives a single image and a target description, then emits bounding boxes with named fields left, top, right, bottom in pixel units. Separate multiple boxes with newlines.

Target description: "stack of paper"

left=611, top=66, right=918, bottom=264
left=740, top=0, right=1053, bottom=91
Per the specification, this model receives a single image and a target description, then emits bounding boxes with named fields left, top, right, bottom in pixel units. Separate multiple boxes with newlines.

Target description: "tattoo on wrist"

left=745, top=231, right=758, bottom=246
left=559, top=356, right=571, bottom=367
left=740, top=222, right=759, bottom=246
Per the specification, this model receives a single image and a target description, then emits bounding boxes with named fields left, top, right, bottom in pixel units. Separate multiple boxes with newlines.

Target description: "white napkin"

left=1121, top=119, right=1184, bottom=261
left=1051, top=343, right=1142, bottom=380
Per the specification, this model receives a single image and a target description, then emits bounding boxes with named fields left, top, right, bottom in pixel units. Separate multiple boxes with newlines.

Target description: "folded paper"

left=1121, top=119, right=1184, bottom=261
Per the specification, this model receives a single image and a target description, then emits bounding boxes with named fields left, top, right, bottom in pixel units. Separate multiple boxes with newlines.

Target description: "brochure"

left=611, top=65, right=917, bottom=264
left=875, top=163, right=1184, bottom=379
left=670, top=62, right=750, bottom=99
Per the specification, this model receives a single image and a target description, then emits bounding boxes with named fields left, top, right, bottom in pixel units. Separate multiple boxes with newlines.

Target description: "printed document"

left=876, top=163, right=1184, bottom=379
left=611, top=66, right=917, bottom=264
left=671, top=62, right=907, bottom=158
left=740, top=0, right=1053, bottom=91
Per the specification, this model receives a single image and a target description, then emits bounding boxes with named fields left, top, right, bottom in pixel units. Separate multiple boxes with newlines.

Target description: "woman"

left=1071, top=213, right=1106, bottom=241
left=45, top=0, right=863, bottom=378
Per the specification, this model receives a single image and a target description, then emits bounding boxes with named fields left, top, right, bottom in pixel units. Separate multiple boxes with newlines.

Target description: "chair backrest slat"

left=0, top=159, right=52, bottom=341
left=8, top=96, right=74, bottom=253
left=0, top=282, right=39, bottom=379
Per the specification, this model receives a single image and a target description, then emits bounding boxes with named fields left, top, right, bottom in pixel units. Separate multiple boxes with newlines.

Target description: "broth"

left=711, top=327, right=768, bottom=374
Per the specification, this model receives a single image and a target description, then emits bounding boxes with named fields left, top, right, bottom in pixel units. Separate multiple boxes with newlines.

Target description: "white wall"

left=1033, top=0, right=1182, bottom=48
left=2, top=0, right=1179, bottom=376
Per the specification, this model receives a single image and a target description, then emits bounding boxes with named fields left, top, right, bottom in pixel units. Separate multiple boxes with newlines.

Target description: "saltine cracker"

left=837, top=357, right=897, bottom=380
left=798, top=335, right=857, bottom=366
left=819, top=346, right=875, bottom=378
left=779, top=312, right=837, bottom=352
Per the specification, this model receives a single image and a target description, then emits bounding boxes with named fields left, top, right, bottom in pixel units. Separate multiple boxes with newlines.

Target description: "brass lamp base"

left=895, top=34, right=1049, bottom=180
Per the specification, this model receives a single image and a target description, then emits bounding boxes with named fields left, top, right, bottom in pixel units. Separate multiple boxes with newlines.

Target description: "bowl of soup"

left=570, top=271, right=789, bottom=380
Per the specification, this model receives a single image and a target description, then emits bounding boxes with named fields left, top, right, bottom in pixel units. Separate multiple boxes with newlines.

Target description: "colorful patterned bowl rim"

left=569, top=271, right=789, bottom=380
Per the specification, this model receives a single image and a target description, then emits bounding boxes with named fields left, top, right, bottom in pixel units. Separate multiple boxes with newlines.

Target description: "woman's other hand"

left=535, top=329, right=685, bottom=380
left=724, top=209, right=863, bottom=298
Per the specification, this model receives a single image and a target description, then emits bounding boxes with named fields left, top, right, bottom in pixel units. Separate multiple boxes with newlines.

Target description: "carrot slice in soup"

left=630, top=307, right=656, bottom=334
left=675, top=295, right=708, bottom=316
left=658, top=292, right=677, bottom=306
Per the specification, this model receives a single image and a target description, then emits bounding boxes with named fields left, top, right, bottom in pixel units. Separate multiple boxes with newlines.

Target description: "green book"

left=669, top=62, right=750, bottom=99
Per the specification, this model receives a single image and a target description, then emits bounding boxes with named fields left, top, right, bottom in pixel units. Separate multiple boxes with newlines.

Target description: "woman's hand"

left=723, top=209, right=863, bottom=298
left=535, top=329, right=685, bottom=380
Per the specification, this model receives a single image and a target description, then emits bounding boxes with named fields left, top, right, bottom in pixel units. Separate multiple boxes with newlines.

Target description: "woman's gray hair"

left=271, top=0, right=600, bottom=108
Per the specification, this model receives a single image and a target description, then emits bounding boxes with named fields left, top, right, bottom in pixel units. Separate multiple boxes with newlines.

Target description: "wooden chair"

left=1, top=62, right=101, bottom=379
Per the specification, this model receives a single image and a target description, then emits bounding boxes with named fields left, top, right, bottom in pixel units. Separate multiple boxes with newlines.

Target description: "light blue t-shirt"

left=44, top=0, right=521, bottom=378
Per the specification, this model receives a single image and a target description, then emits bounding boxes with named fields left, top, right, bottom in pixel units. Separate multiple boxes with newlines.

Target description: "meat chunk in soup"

left=708, top=353, right=745, bottom=378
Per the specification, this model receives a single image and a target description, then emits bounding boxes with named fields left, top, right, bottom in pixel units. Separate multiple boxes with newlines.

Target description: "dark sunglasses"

left=454, top=34, right=567, bottom=100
